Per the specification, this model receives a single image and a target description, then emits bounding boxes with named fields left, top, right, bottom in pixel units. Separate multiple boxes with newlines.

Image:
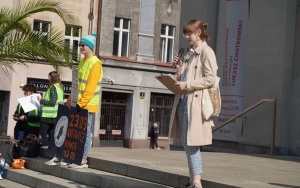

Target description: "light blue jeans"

left=83, top=113, right=94, bottom=159
left=178, top=97, right=202, bottom=176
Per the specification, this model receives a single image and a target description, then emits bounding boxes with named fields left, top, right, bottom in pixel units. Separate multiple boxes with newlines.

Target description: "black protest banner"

left=52, top=104, right=88, bottom=165
left=62, top=106, right=88, bottom=165
left=53, top=105, right=70, bottom=159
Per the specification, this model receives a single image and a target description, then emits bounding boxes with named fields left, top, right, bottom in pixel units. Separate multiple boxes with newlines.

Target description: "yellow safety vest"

left=27, top=108, right=40, bottom=127
left=78, top=56, right=102, bottom=109
left=42, top=83, right=64, bottom=118
left=17, top=104, right=22, bottom=114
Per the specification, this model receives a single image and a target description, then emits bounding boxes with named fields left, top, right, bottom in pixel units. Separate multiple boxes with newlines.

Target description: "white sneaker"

left=0, top=174, right=3, bottom=180
left=60, top=160, right=68, bottom=166
left=68, top=161, right=88, bottom=169
left=45, top=157, right=61, bottom=166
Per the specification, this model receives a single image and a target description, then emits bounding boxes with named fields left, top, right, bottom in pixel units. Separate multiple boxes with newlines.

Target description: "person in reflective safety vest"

left=38, top=71, right=64, bottom=149
left=66, top=33, right=103, bottom=169
left=20, top=84, right=41, bottom=138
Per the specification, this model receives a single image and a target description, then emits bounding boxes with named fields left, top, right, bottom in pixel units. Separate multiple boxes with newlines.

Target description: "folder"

left=155, top=74, right=187, bottom=94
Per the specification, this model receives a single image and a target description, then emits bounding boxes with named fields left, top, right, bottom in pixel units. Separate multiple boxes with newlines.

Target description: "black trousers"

left=150, top=138, right=159, bottom=149
left=40, top=122, right=54, bottom=147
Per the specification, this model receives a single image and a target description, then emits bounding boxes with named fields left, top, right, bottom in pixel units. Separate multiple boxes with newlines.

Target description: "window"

left=160, top=25, right=175, bottom=63
left=33, top=20, right=51, bottom=41
left=65, top=25, right=82, bottom=61
left=113, top=18, right=130, bottom=57
left=149, top=93, right=174, bottom=137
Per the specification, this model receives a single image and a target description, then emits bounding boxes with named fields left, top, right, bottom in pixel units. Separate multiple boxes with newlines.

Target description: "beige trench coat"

left=169, top=41, right=218, bottom=146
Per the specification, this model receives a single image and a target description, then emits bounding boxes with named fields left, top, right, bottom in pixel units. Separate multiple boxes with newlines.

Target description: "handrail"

left=212, top=99, right=277, bottom=155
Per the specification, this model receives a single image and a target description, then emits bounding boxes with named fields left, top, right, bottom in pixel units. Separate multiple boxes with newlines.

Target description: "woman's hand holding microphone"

left=173, top=48, right=187, bottom=91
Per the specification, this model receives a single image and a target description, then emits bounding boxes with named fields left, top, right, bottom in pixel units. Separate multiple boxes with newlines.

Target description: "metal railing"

left=212, top=99, right=277, bottom=155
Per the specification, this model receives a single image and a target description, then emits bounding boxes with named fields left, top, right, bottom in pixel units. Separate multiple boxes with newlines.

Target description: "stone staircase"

left=3, top=148, right=234, bottom=188
left=1, top=179, right=31, bottom=188
left=3, top=146, right=300, bottom=187
left=4, top=156, right=173, bottom=188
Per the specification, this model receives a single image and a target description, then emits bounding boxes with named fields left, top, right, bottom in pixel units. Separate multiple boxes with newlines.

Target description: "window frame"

left=64, top=25, right=82, bottom=62
left=113, top=17, right=131, bottom=57
left=33, top=19, right=51, bottom=37
left=160, top=24, right=175, bottom=63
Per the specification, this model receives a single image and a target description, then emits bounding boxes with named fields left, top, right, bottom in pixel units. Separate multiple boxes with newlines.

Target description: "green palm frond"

left=0, top=0, right=77, bottom=73
left=1, top=27, right=72, bottom=69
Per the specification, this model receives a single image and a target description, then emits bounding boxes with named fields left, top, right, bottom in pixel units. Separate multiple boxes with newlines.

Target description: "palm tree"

left=0, top=0, right=76, bottom=74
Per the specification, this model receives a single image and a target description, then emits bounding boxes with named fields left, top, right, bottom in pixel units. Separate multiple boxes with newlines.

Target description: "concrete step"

left=9, top=157, right=171, bottom=188
left=4, top=166, right=94, bottom=188
left=87, top=149, right=236, bottom=188
left=35, top=148, right=235, bottom=188
left=38, top=149, right=188, bottom=188
left=87, top=156, right=189, bottom=187
left=0, top=178, right=31, bottom=188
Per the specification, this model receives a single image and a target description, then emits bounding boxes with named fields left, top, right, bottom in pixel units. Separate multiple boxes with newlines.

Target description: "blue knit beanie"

left=80, top=33, right=97, bottom=50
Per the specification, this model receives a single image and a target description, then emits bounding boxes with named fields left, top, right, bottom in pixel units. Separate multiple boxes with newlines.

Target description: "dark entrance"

left=100, top=91, right=127, bottom=141
left=149, top=93, right=174, bottom=137
left=0, top=91, right=10, bottom=136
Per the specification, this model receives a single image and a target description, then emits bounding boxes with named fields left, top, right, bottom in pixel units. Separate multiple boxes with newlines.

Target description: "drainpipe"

left=88, top=0, right=94, bottom=35
left=92, top=0, right=103, bottom=147
left=95, top=0, right=102, bottom=56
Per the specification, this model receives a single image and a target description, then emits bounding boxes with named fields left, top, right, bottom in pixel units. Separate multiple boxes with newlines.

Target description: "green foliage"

left=0, top=0, right=77, bottom=74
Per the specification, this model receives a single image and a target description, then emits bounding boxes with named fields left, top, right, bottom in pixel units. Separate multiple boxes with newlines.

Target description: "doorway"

left=0, top=91, right=10, bottom=135
left=100, top=91, right=128, bottom=141
left=149, top=93, right=174, bottom=137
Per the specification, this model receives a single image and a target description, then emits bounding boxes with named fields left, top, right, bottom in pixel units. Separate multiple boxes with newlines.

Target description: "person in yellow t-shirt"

left=67, top=34, right=103, bottom=168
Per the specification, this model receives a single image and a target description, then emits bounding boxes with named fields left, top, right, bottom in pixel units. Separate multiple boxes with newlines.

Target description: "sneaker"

left=68, top=161, right=88, bottom=169
left=187, top=183, right=202, bottom=188
left=60, top=160, right=68, bottom=166
left=41, top=146, right=48, bottom=149
left=45, top=157, right=61, bottom=166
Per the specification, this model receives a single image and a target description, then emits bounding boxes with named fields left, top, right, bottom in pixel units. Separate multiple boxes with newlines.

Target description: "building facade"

left=0, top=0, right=182, bottom=149
left=0, top=0, right=95, bottom=141
left=96, top=0, right=181, bottom=148
left=179, top=0, right=300, bottom=156
left=1, top=0, right=300, bottom=156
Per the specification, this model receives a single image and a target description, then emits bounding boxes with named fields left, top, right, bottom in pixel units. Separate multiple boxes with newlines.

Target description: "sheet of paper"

left=17, top=93, right=41, bottom=113
left=155, top=74, right=187, bottom=94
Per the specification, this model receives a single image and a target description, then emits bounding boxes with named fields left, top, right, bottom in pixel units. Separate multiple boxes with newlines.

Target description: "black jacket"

left=13, top=104, right=26, bottom=129
left=148, top=127, right=159, bottom=139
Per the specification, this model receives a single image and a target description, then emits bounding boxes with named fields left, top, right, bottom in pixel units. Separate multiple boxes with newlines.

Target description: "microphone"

left=172, top=48, right=184, bottom=68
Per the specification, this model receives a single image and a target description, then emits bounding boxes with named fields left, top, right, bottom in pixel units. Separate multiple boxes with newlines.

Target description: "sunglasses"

left=79, top=44, right=86, bottom=48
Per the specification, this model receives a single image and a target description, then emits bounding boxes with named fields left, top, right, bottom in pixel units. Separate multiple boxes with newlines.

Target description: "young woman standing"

left=169, top=19, right=218, bottom=188
left=38, top=72, right=64, bottom=150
